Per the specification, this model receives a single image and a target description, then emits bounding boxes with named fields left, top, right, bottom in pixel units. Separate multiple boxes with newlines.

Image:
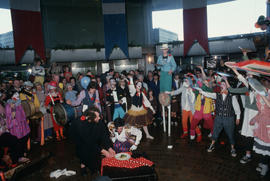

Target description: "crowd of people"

left=0, top=45, right=270, bottom=178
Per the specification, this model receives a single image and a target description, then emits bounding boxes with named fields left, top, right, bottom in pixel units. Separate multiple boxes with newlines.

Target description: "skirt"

left=113, top=140, right=132, bottom=153
left=241, top=108, right=258, bottom=137
left=253, top=137, right=270, bottom=156
left=124, top=105, right=153, bottom=127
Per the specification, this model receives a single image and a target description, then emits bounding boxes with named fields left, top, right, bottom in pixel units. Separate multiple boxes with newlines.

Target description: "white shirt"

left=112, top=126, right=142, bottom=146
left=171, top=85, right=195, bottom=112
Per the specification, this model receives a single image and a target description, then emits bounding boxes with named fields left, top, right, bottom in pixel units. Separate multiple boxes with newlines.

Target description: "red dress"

left=45, top=92, right=63, bottom=131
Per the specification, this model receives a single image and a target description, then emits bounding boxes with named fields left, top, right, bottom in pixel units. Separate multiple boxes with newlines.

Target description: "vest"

left=132, top=93, right=143, bottom=107
left=82, top=90, right=96, bottom=107
left=216, top=94, right=234, bottom=117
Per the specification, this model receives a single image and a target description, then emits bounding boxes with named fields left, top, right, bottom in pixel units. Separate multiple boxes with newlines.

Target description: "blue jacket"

left=157, top=55, right=177, bottom=72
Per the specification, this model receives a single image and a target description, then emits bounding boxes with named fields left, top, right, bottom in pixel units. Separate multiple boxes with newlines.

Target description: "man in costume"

left=200, top=80, right=241, bottom=157
left=106, top=78, right=126, bottom=121
left=190, top=77, right=214, bottom=143
left=168, top=76, right=196, bottom=138
left=157, top=44, right=177, bottom=93
left=156, top=44, right=176, bottom=135
left=70, top=106, right=115, bottom=176
left=108, top=118, right=142, bottom=153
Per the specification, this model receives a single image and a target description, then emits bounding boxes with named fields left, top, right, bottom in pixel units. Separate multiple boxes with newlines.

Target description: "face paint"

left=183, top=79, right=189, bottom=87
left=220, top=82, right=227, bottom=91
left=136, top=82, right=142, bottom=90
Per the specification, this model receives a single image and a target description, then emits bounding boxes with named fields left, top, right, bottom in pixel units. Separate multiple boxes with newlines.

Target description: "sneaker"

left=231, top=149, right=237, bottom=157
left=207, top=144, right=215, bottom=152
left=240, top=155, right=252, bottom=164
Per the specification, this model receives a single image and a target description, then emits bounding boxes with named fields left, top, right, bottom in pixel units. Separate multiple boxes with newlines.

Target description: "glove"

left=130, top=145, right=137, bottom=151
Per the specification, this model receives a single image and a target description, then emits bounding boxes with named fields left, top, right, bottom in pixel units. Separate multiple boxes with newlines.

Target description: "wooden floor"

left=15, top=123, right=270, bottom=181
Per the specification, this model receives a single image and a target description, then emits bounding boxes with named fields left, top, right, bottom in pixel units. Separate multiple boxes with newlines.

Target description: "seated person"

left=108, top=118, right=142, bottom=153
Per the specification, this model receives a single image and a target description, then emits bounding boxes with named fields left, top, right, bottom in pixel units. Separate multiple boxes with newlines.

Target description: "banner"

left=183, top=7, right=209, bottom=56
left=9, top=0, right=45, bottom=64
left=102, top=0, right=129, bottom=60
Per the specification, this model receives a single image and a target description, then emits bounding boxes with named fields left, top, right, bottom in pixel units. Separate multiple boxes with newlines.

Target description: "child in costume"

left=108, top=118, right=142, bottom=153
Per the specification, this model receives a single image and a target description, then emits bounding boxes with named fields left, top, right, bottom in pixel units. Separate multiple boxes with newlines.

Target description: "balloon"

left=81, top=76, right=91, bottom=90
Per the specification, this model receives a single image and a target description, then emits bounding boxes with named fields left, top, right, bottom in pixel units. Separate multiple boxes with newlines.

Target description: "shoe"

left=181, top=133, right=188, bottom=139
left=207, top=144, right=215, bottom=152
left=196, top=135, right=202, bottom=143
left=240, top=155, right=252, bottom=164
left=231, top=149, right=237, bottom=157
left=208, top=133, right=212, bottom=138
left=260, top=164, right=269, bottom=176
left=190, top=135, right=195, bottom=140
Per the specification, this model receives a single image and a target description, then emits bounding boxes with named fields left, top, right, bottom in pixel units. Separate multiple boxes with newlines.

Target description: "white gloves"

left=130, top=145, right=137, bottom=151
left=50, top=169, right=76, bottom=179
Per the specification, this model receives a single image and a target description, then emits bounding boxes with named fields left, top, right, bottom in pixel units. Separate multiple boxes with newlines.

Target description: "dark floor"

left=12, top=123, right=270, bottom=181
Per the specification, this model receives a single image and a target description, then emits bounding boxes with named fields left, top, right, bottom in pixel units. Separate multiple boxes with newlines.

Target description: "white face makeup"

left=220, top=82, right=227, bottom=91
left=136, top=82, right=142, bottom=90
left=183, top=79, right=189, bottom=87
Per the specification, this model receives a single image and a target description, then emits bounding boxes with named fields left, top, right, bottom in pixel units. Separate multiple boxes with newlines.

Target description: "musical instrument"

left=53, top=103, right=82, bottom=126
left=21, top=100, right=36, bottom=118
left=159, top=93, right=171, bottom=107
left=248, top=78, right=268, bottom=96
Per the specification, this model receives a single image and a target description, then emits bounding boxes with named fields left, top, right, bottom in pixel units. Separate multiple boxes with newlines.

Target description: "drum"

left=53, top=104, right=82, bottom=126
left=21, top=100, right=36, bottom=118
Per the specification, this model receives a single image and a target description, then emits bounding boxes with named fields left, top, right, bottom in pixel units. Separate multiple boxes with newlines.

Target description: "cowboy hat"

left=160, top=44, right=169, bottom=50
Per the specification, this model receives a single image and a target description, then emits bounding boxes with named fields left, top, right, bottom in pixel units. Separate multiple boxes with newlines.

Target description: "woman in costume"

left=124, top=76, right=155, bottom=139
left=250, top=78, right=270, bottom=176
left=5, top=92, right=30, bottom=160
